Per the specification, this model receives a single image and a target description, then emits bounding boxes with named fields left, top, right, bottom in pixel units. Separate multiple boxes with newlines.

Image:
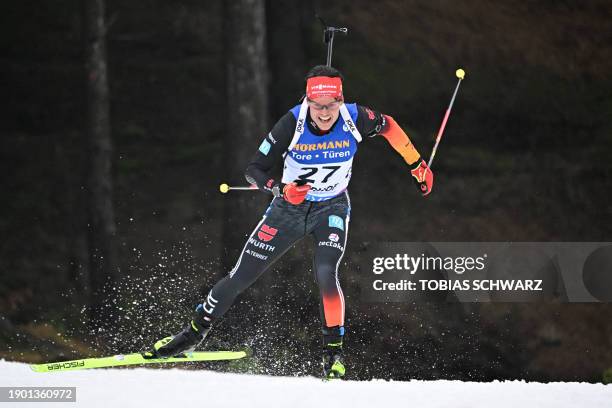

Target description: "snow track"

left=1, top=360, right=610, bottom=407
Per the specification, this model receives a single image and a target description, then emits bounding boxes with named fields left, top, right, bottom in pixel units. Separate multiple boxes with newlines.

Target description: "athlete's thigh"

left=311, top=205, right=349, bottom=279
left=311, top=196, right=350, bottom=260
left=231, top=198, right=306, bottom=277
left=312, top=218, right=347, bottom=263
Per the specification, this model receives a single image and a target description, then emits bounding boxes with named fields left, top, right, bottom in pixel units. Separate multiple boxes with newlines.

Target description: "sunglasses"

left=306, top=98, right=343, bottom=111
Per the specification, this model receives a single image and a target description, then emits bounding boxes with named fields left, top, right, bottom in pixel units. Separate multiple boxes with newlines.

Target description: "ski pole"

left=219, top=183, right=258, bottom=194
left=427, top=68, right=466, bottom=168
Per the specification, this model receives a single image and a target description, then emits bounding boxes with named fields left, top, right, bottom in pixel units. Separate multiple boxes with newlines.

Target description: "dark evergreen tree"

left=221, top=0, right=269, bottom=269
left=83, top=0, right=117, bottom=333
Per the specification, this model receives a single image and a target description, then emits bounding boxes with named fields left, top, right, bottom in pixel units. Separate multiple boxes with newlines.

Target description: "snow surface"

left=1, top=360, right=610, bottom=408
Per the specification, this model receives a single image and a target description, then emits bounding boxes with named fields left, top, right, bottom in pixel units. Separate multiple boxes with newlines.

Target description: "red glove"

left=283, top=182, right=311, bottom=205
left=410, top=159, right=434, bottom=196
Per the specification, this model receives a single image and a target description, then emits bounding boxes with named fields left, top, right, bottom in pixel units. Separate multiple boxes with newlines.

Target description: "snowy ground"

left=0, top=360, right=610, bottom=408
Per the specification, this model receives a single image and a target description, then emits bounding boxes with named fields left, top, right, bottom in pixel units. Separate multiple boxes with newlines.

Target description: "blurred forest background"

left=1, top=0, right=612, bottom=382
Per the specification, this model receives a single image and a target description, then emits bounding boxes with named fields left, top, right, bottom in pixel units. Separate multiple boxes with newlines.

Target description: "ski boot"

left=322, top=326, right=345, bottom=380
left=323, top=343, right=345, bottom=379
left=144, top=304, right=212, bottom=359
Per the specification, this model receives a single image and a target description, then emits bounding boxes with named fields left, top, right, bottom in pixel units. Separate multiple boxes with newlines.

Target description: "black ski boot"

left=145, top=304, right=212, bottom=359
left=322, top=326, right=345, bottom=379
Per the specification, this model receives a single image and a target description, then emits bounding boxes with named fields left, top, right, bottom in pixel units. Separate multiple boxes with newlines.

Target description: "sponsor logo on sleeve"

left=372, top=114, right=387, bottom=137
left=365, top=108, right=376, bottom=120
left=259, top=139, right=272, bottom=155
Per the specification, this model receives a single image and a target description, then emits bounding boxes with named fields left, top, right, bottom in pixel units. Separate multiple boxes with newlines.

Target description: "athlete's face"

left=307, top=96, right=343, bottom=131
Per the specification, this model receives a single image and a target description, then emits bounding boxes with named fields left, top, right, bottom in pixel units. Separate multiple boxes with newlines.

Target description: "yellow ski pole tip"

left=219, top=183, right=229, bottom=194
left=456, top=68, right=466, bottom=79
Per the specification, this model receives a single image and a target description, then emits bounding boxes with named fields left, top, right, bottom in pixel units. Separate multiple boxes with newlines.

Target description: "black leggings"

left=201, top=192, right=351, bottom=330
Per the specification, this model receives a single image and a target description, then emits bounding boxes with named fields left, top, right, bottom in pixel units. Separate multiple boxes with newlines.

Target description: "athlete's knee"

left=315, top=262, right=338, bottom=282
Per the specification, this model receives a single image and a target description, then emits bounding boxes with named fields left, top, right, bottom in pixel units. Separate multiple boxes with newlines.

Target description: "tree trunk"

left=222, top=0, right=269, bottom=270
left=83, top=0, right=117, bottom=334
left=266, top=0, right=315, bottom=118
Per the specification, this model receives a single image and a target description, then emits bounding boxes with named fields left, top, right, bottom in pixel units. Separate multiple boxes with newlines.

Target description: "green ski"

left=30, top=350, right=247, bottom=373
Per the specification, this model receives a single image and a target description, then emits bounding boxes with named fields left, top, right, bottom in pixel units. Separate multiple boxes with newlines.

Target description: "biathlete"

left=148, top=65, right=434, bottom=379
